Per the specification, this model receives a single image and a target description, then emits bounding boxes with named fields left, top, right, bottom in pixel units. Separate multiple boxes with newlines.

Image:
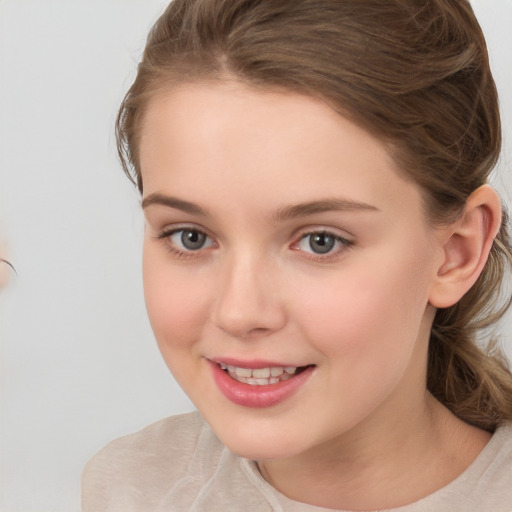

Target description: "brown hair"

left=117, top=0, right=512, bottom=431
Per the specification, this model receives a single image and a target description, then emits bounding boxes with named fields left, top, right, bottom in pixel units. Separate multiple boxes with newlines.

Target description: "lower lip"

left=209, top=361, right=314, bottom=408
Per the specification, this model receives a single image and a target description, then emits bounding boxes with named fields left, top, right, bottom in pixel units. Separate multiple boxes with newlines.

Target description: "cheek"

left=142, top=248, right=210, bottom=353
left=293, top=247, right=434, bottom=368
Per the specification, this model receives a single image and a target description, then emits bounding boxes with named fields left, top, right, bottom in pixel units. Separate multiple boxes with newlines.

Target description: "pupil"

left=181, top=230, right=206, bottom=250
left=310, top=233, right=335, bottom=254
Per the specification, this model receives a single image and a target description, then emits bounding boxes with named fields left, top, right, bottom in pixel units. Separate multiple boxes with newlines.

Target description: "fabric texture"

left=82, top=411, right=512, bottom=512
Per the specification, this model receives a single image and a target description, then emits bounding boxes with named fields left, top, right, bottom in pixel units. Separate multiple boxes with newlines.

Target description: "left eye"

left=169, top=229, right=215, bottom=251
left=297, top=231, right=349, bottom=255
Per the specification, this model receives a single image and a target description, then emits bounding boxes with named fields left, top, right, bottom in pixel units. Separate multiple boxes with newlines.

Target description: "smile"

left=209, top=360, right=315, bottom=408
left=219, top=363, right=299, bottom=385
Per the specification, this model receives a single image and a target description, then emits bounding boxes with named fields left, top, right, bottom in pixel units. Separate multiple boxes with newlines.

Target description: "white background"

left=0, top=1, right=510, bottom=511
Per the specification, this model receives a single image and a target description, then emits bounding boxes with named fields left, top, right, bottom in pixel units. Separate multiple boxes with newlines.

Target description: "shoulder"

left=85, top=410, right=206, bottom=471
left=81, top=411, right=218, bottom=511
left=408, top=422, right=512, bottom=512
left=482, top=423, right=512, bottom=484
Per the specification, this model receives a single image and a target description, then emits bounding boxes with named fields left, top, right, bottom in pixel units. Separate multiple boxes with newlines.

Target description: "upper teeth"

left=218, top=363, right=300, bottom=385
left=220, top=363, right=297, bottom=378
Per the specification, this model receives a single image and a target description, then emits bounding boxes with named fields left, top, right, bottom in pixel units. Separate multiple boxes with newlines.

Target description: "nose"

left=211, top=253, right=287, bottom=339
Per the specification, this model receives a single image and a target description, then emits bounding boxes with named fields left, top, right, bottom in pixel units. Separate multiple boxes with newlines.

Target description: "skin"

left=139, top=81, right=495, bottom=510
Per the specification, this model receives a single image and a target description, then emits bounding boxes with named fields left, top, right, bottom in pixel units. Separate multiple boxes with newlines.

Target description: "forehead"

left=139, top=81, right=386, bottom=161
left=138, top=82, right=425, bottom=220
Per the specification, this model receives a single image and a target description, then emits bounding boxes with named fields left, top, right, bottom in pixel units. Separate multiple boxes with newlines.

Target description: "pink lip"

left=208, top=359, right=314, bottom=408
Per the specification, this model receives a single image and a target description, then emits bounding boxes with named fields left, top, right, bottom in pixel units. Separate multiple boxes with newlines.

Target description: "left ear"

left=429, top=185, right=502, bottom=308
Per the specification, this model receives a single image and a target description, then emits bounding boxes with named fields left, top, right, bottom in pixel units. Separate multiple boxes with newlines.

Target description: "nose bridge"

left=212, top=247, right=285, bottom=338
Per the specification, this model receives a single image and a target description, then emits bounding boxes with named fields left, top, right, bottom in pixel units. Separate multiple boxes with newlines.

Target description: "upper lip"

left=208, top=357, right=309, bottom=369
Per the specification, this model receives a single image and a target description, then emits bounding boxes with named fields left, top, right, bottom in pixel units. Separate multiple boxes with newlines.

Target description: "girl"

left=82, top=1, right=512, bottom=510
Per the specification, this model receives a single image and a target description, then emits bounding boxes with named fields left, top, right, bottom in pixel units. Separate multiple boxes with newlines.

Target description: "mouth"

left=209, top=359, right=315, bottom=408
left=219, top=362, right=310, bottom=386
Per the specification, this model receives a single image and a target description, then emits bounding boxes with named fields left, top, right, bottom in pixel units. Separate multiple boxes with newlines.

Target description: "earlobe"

left=429, top=185, right=502, bottom=308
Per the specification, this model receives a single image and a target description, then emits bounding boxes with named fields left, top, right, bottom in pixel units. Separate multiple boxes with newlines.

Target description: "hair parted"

left=117, top=0, right=512, bottom=431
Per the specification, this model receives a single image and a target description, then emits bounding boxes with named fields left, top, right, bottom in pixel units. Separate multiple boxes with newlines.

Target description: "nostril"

left=244, top=327, right=272, bottom=338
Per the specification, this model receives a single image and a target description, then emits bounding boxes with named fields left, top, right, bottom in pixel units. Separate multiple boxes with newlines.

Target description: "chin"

left=223, top=435, right=297, bottom=461
left=205, top=414, right=310, bottom=461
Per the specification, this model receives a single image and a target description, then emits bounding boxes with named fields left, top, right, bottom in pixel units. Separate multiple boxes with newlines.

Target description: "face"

left=139, top=82, right=443, bottom=461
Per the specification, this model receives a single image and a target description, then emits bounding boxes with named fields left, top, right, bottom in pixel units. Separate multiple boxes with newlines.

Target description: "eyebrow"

left=272, top=198, right=379, bottom=221
left=141, top=193, right=378, bottom=220
left=141, top=193, right=209, bottom=216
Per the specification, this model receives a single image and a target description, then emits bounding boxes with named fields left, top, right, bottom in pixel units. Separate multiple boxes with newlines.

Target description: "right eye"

left=159, top=228, right=215, bottom=253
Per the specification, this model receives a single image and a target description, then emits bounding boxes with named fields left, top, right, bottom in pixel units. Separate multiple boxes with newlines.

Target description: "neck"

left=257, top=393, right=491, bottom=510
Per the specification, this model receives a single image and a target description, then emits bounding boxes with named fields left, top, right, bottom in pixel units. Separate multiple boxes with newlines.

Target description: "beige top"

left=82, top=412, right=512, bottom=512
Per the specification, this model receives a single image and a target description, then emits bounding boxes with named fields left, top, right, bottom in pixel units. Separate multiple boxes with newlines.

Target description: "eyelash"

left=291, top=230, right=353, bottom=262
left=156, top=226, right=353, bottom=261
left=157, top=226, right=216, bottom=259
